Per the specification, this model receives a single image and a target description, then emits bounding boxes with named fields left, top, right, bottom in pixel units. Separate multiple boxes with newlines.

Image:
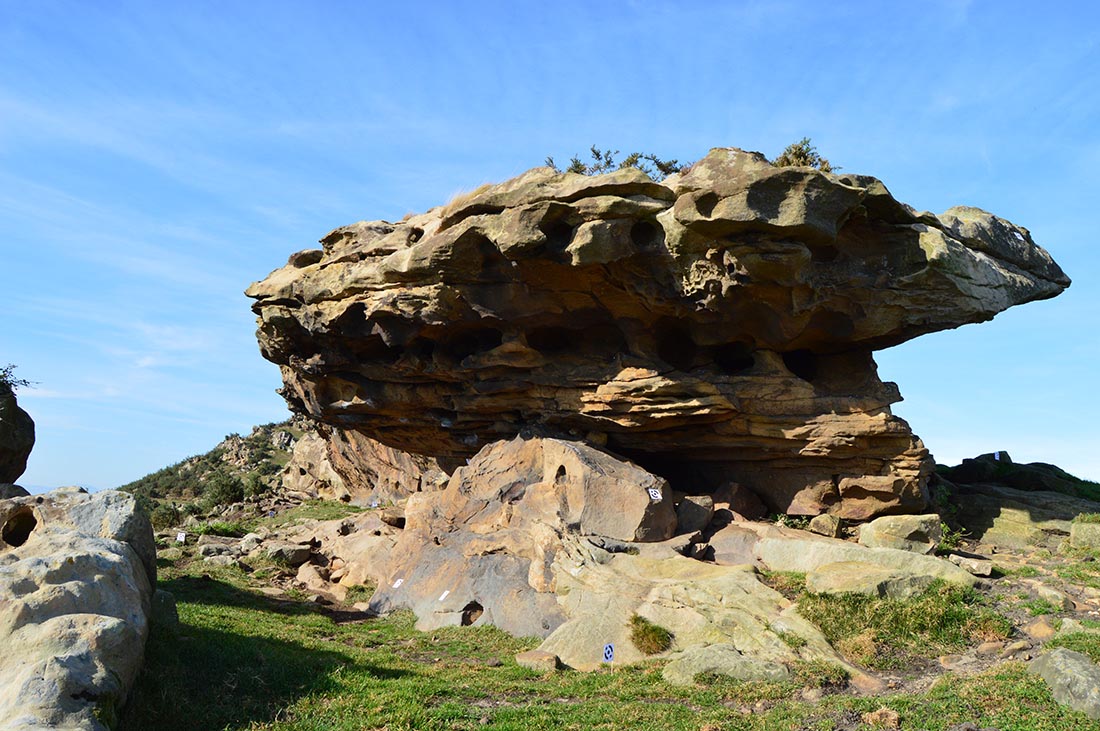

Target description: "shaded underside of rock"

left=0, top=489, right=155, bottom=731
left=0, top=388, right=35, bottom=484
left=249, top=147, right=1068, bottom=518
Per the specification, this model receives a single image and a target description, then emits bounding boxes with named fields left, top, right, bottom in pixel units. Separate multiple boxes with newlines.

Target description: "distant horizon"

left=4, top=2, right=1097, bottom=488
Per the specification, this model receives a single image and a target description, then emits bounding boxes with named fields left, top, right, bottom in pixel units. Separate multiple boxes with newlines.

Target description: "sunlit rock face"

left=248, top=148, right=1069, bottom=519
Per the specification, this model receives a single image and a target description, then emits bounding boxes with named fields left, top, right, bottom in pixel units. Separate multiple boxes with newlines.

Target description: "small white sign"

left=176, top=532, right=186, bottom=543
left=994, top=451, right=1002, bottom=461
left=392, top=578, right=404, bottom=589
left=646, top=488, right=662, bottom=501
left=438, top=590, right=450, bottom=602
left=603, top=643, right=615, bottom=663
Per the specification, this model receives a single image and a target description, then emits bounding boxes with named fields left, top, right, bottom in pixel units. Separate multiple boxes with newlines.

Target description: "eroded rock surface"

left=367, top=436, right=676, bottom=637
left=249, top=148, right=1068, bottom=518
left=0, top=489, right=155, bottom=731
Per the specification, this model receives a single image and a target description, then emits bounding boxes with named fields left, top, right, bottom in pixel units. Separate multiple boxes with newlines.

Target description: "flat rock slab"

left=662, top=643, right=789, bottom=686
left=806, top=561, right=937, bottom=599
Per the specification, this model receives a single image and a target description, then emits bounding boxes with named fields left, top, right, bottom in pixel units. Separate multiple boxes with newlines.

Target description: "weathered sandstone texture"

left=248, top=147, right=1069, bottom=518
left=281, top=425, right=447, bottom=505
left=0, top=386, right=34, bottom=485
left=0, top=489, right=155, bottom=731
left=285, top=437, right=973, bottom=678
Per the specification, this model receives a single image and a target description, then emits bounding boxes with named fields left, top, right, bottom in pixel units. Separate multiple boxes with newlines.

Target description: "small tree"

left=0, top=364, right=32, bottom=395
left=545, top=146, right=686, bottom=180
left=771, top=137, right=835, bottom=172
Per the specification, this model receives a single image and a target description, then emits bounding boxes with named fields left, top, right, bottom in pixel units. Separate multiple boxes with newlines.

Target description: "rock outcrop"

left=367, top=436, right=676, bottom=637
left=249, top=148, right=1068, bottom=519
left=0, top=488, right=155, bottom=730
left=0, top=385, right=34, bottom=485
left=282, top=425, right=448, bottom=505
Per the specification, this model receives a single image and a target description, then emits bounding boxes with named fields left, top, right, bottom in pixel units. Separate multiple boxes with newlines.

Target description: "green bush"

left=0, top=364, right=32, bottom=394
left=545, top=146, right=686, bottom=180
left=149, top=503, right=181, bottom=530
left=629, top=614, right=673, bottom=655
left=771, top=137, right=835, bottom=172
left=201, top=472, right=244, bottom=511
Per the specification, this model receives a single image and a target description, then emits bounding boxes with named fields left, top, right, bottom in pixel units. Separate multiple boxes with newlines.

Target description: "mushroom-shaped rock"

left=248, top=147, right=1069, bottom=519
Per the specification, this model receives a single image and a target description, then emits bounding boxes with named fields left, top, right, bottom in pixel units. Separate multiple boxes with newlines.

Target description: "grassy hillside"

left=119, top=419, right=306, bottom=526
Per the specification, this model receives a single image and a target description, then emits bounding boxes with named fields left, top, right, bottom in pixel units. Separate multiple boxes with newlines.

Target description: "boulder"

left=0, top=483, right=29, bottom=499
left=515, top=650, right=560, bottom=672
left=808, top=514, right=842, bottom=538
left=858, top=514, right=942, bottom=554
left=0, top=387, right=34, bottom=484
left=249, top=148, right=1069, bottom=520
left=676, top=495, right=714, bottom=533
left=366, top=437, right=677, bottom=638
left=1030, top=648, right=1100, bottom=720
left=1070, top=521, right=1100, bottom=550
left=265, top=542, right=312, bottom=567
left=0, top=489, right=155, bottom=730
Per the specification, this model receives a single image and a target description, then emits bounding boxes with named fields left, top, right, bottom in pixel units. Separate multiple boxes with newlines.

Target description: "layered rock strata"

left=249, top=147, right=1069, bottom=518
left=0, top=489, right=155, bottom=731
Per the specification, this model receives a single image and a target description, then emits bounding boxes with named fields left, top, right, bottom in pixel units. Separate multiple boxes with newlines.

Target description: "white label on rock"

left=438, top=590, right=450, bottom=601
left=176, top=532, right=186, bottom=543
left=603, top=643, right=615, bottom=663
left=994, top=451, right=1002, bottom=461
left=392, top=578, right=404, bottom=588
left=647, top=488, right=662, bottom=501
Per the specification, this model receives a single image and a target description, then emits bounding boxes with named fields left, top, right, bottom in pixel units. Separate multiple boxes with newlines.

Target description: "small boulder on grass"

left=515, top=650, right=560, bottom=672
left=858, top=514, right=942, bottom=554
left=1030, top=648, right=1100, bottom=720
left=629, top=614, right=673, bottom=655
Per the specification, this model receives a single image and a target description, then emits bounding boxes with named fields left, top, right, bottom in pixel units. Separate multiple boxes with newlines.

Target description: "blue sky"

left=2, top=1, right=1097, bottom=489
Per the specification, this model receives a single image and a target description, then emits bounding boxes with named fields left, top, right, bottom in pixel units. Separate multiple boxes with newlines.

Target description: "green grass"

left=757, top=570, right=807, bottom=601
left=193, top=520, right=250, bottom=537
left=1073, top=513, right=1100, bottom=524
left=343, top=583, right=375, bottom=604
left=1055, top=561, right=1100, bottom=589
left=118, top=563, right=1096, bottom=731
left=996, top=564, right=1040, bottom=578
left=258, top=500, right=364, bottom=528
left=789, top=659, right=848, bottom=690
left=1021, top=598, right=1061, bottom=617
left=796, top=581, right=1012, bottom=670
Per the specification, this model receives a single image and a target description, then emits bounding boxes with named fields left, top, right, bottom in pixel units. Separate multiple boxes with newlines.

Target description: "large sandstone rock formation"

left=248, top=148, right=1068, bottom=518
left=0, top=489, right=155, bottom=731
left=0, top=385, right=35, bottom=485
